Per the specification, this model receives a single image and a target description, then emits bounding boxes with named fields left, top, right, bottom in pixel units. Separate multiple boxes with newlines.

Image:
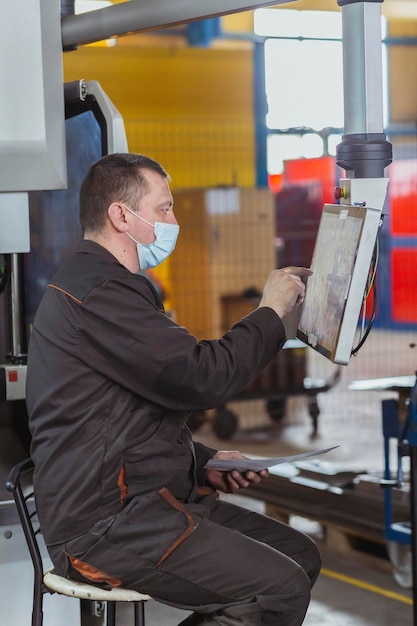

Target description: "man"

left=26, top=153, right=321, bottom=626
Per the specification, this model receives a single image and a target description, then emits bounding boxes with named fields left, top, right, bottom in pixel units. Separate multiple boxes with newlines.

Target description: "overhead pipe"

left=61, top=0, right=295, bottom=50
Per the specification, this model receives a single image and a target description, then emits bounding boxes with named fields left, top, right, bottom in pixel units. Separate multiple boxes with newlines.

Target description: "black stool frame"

left=6, top=458, right=147, bottom=626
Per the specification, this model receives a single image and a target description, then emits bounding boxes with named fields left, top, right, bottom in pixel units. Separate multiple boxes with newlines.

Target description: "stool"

left=6, top=458, right=151, bottom=626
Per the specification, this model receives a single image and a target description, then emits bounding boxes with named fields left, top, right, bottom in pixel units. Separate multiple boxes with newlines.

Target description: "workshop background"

left=2, top=1, right=417, bottom=625
left=60, top=0, right=417, bottom=434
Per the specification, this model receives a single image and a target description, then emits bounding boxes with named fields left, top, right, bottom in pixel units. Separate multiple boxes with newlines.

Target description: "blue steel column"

left=186, top=17, right=221, bottom=47
left=253, top=39, right=268, bottom=188
left=407, top=376, right=417, bottom=624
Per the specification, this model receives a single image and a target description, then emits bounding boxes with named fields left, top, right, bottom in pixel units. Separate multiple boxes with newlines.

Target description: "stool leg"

left=32, top=607, right=43, bottom=626
left=106, top=602, right=116, bottom=626
left=134, top=601, right=145, bottom=626
left=80, top=599, right=107, bottom=626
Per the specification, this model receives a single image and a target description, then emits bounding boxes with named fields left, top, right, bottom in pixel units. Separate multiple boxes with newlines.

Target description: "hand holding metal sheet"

left=204, top=445, right=340, bottom=472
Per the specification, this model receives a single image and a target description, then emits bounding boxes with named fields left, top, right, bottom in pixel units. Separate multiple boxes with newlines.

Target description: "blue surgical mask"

left=123, top=204, right=179, bottom=270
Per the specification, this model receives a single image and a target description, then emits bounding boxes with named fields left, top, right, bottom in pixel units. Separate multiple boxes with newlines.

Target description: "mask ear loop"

left=126, top=232, right=140, bottom=246
left=121, top=203, right=154, bottom=228
left=121, top=203, right=155, bottom=247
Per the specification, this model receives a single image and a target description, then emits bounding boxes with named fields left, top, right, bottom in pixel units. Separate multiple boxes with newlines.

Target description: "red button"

left=8, top=370, right=18, bottom=383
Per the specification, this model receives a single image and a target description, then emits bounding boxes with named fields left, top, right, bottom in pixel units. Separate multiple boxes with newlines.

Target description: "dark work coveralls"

left=26, top=240, right=321, bottom=625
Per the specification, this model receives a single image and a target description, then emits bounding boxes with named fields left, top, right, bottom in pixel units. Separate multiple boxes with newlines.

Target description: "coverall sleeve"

left=79, top=276, right=287, bottom=412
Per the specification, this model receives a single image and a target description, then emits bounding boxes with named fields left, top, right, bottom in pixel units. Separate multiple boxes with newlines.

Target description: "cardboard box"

left=170, top=188, right=276, bottom=339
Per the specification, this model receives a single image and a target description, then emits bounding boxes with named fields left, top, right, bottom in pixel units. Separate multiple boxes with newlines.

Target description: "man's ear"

left=108, top=202, right=129, bottom=233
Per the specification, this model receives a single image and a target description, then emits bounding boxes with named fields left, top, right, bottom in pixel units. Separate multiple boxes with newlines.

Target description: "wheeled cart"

left=187, top=293, right=341, bottom=440
left=189, top=340, right=341, bottom=440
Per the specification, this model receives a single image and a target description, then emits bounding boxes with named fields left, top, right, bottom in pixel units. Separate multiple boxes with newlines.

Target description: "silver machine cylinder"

left=336, top=0, right=392, bottom=179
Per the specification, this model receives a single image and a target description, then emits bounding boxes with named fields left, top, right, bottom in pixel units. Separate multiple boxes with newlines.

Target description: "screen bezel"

left=296, top=202, right=381, bottom=365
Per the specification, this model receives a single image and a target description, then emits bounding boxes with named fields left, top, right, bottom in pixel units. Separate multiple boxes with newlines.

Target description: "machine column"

left=336, top=0, right=392, bottom=179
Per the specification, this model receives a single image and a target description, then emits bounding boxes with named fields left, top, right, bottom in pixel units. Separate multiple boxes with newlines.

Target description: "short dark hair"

left=79, top=153, right=169, bottom=236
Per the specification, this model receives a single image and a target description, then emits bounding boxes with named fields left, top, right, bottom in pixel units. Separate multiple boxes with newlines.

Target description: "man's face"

left=129, top=169, right=177, bottom=245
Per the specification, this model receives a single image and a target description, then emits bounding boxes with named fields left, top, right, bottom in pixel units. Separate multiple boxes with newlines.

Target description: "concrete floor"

left=2, top=328, right=417, bottom=625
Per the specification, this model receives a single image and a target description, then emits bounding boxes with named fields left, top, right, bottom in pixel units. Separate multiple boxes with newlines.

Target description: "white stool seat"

left=7, top=459, right=150, bottom=625
left=44, top=569, right=151, bottom=603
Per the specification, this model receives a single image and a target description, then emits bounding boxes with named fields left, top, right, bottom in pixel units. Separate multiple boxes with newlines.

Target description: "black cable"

left=351, top=244, right=378, bottom=356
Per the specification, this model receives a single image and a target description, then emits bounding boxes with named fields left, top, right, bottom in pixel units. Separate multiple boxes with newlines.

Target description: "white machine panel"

left=0, top=0, right=66, bottom=191
left=0, top=365, right=27, bottom=401
left=0, top=193, right=30, bottom=254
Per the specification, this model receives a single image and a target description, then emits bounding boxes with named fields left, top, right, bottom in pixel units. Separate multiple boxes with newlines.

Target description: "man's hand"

left=258, top=266, right=312, bottom=319
left=206, top=450, right=269, bottom=494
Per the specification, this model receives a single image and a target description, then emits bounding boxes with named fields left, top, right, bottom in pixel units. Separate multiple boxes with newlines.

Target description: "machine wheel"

left=387, top=541, right=412, bottom=589
left=267, top=398, right=286, bottom=421
left=212, top=407, right=238, bottom=440
left=308, top=397, right=320, bottom=435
